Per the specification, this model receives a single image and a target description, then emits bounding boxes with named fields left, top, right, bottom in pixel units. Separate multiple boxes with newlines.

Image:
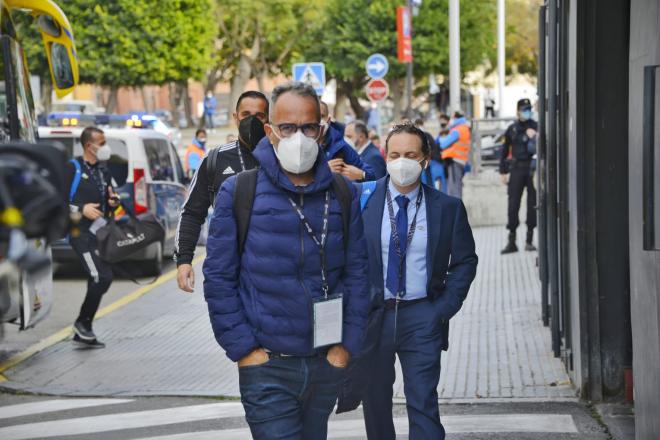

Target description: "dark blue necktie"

left=386, top=195, right=410, bottom=298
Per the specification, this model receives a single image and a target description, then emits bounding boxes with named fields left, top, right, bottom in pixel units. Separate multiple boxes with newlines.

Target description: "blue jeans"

left=238, top=354, right=345, bottom=440
left=362, top=300, right=446, bottom=440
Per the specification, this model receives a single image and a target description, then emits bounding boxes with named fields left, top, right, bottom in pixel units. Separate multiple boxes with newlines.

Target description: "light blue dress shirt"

left=381, top=180, right=428, bottom=300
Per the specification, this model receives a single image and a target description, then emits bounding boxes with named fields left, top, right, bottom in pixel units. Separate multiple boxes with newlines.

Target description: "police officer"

left=500, top=98, right=538, bottom=254
left=68, top=126, right=120, bottom=348
left=174, top=91, right=268, bottom=292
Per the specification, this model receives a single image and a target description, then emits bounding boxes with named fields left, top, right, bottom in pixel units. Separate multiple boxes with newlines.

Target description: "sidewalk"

left=0, top=226, right=575, bottom=401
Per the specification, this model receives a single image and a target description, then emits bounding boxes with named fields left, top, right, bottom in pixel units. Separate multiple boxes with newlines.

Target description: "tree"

left=28, top=1, right=216, bottom=114
left=506, top=0, right=543, bottom=76
left=300, top=0, right=497, bottom=119
left=212, top=0, right=323, bottom=115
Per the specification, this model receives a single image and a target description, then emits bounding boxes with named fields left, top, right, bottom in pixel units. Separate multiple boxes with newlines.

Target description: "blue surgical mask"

left=520, top=110, right=532, bottom=121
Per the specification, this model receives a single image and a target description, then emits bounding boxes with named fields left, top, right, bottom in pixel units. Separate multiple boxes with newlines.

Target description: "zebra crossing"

left=0, top=397, right=582, bottom=440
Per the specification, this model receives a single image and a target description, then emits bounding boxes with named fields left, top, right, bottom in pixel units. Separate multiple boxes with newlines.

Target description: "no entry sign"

left=366, top=78, right=390, bottom=102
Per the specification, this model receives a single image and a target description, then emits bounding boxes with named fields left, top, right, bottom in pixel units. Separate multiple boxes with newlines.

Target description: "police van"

left=39, top=125, right=188, bottom=275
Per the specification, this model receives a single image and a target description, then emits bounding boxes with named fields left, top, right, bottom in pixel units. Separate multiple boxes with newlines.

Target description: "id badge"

left=89, top=217, right=107, bottom=235
left=313, top=293, right=343, bottom=349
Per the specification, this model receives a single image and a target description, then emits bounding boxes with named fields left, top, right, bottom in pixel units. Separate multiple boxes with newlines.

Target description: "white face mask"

left=95, top=144, right=112, bottom=161
left=387, top=158, right=423, bottom=187
left=344, top=136, right=356, bottom=150
left=273, top=131, right=319, bottom=174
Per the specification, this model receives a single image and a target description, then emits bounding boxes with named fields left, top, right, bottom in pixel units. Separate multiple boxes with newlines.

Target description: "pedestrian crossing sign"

left=292, top=62, right=325, bottom=96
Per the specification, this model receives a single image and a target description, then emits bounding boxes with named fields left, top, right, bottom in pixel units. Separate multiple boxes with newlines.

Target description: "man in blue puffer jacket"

left=203, top=82, right=370, bottom=440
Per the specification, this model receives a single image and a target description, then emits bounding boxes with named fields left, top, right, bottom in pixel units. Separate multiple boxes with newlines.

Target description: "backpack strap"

left=331, top=174, right=352, bottom=252
left=207, top=147, right=220, bottom=207
left=359, top=180, right=377, bottom=212
left=233, top=168, right=259, bottom=255
left=69, top=158, right=82, bottom=203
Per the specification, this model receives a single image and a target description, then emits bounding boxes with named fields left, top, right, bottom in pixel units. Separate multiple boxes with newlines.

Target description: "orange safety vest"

left=184, top=143, right=205, bottom=173
left=441, top=123, right=471, bottom=164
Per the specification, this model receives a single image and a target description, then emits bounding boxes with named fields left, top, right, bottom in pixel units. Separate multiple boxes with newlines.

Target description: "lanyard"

left=236, top=141, right=246, bottom=171
left=385, top=185, right=423, bottom=297
left=83, top=161, right=107, bottom=212
left=287, top=191, right=331, bottom=298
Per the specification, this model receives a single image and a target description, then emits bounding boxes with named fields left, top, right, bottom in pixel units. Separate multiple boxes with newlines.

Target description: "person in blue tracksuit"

left=319, top=101, right=376, bottom=181
left=203, top=82, right=369, bottom=440
left=360, top=123, right=478, bottom=439
left=345, top=120, right=387, bottom=179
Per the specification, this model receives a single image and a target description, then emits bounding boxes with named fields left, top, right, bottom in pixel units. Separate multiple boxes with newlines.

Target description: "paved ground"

left=0, top=226, right=574, bottom=401
left=0, top=260, right=178, bottom=365
left=0, top=395, right=609, bottom=440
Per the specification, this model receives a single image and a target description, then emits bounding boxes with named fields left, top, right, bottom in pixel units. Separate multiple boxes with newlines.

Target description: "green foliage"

left=506, top=0, right=543, bottom=76
left=215, top=0, right=324, bottom=79
left=300, top=0, right=497, bottom=84
left=52, top=0, right=216, bottom=87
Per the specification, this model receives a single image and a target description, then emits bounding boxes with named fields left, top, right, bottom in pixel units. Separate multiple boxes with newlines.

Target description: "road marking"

left=132, top=414, right=578, bottom=439
left=0, top=401, right=245, bottom=440
left=0, top=253, right=206, bottom=379
left=0, top=403, right=578, bottom=440
left=0, top=399, right=133, bottom=420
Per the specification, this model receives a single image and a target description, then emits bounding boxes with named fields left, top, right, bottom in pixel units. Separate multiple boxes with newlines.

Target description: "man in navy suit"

left=360, top=123, right=478, bottom=439
left=345, top=120, right=387, bottom=179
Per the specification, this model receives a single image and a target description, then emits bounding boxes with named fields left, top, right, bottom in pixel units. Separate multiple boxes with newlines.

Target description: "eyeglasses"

left=271, top=123, right=321, bottom=139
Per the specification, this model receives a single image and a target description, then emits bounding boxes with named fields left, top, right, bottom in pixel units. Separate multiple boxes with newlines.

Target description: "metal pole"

left=449, top=0, right=460, bottom=112
left=405, top=1, right=414, bottom=119
left=497, top=0, right=505, bottom=116
left=538, top=5, right=549, bottom=327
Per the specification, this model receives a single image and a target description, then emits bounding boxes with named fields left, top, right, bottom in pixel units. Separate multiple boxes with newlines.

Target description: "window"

left=106, top=139, right=129, bottom=187
left=10, top=39, right=37, bottom=142
left=170, top=143, right=185, bottom=183
left=143, top=138, right=174, bottom=182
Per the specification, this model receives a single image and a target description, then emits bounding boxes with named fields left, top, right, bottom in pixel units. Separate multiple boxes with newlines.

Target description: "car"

left=124, top=113, right=183, bottom=147
left=38, top=126, right=189, bottom=276
left=479, top=133, right=505, bottom=167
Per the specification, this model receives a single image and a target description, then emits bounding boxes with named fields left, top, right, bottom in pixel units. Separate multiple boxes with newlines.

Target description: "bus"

left=0, top=0, right=79, bottom=334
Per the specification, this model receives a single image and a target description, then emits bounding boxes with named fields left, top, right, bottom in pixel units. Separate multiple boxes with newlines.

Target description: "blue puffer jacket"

left=203, top=137, right=370, bottom=362
left=323, top=121, right=376, bottom=181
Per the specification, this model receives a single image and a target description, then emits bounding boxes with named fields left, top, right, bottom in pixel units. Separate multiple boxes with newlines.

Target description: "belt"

left=265, top=348, right=329, bottom=359
left=384, top=297, right=428, bottom=310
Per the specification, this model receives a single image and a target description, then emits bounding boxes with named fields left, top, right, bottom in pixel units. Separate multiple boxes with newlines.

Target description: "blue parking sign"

left=292, top=62, right=326, bottom=96
left=366, top=54, right=389, bottom=79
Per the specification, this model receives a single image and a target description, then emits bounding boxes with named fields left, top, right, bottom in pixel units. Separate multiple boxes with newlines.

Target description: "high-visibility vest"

left=441, top=123, right=471, bottom=164
left=184, top=143, right=205, bottom=173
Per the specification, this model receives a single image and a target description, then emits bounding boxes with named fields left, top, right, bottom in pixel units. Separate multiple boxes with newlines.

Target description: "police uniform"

left=499, top=98, right=538, bottom=253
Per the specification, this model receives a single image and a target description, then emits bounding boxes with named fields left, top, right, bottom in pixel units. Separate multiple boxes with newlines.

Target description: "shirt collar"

left=387, top=178, right=421, bottom=203
left=357, top=141, right=371, bottom=155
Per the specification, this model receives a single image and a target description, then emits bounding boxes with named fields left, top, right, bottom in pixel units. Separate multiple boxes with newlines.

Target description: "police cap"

left=517, top=98, right=532, bottom=110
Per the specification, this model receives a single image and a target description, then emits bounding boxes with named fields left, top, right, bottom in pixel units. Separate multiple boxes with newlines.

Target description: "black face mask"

left=440, top=123, right=448, bottom=129
left=238, top=115, right=266, bottom=149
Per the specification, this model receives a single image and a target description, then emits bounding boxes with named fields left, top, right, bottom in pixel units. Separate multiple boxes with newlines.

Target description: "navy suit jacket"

left=359, top=143, right=387, bottom=180
left=361, top=177, right=478, bottom=350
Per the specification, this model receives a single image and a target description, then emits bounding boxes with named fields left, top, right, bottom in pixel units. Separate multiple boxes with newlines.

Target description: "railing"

left=470, top=117, right=516, bottom=174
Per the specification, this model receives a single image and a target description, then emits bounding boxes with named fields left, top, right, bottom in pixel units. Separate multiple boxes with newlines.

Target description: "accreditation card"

left=313, top=293, right=343, bottom=349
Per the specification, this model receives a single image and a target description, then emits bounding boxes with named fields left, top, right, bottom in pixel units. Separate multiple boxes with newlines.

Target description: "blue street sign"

left=292, top=62, right=326, bottom=96
left=366, top=53, right=389, bottom=79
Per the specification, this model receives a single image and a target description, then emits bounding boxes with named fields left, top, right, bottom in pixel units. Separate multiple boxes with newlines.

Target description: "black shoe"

left=525, top=243, right=537, bottom=251
left=72, top=334, right=106, bottom=349
left=73, top=321, right=96, bottom=341
left=501, top=232, right=518, bottom=254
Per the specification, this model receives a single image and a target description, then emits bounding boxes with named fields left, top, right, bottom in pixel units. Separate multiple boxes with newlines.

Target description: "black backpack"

left=206, top=146, right=223, bottom=207
left=232, top=169, right=352, bottom=254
